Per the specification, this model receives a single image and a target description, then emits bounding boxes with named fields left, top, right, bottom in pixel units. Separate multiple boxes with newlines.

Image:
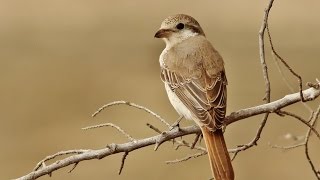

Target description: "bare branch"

left=272, top=105, right=320, bottom=179
left=16, top=125, right=199, bottom=180
left=231, top=0, right=276, bottom=161
left=33, top=150, right=90, bottom=171
left=226, top=83, right=320, bottom=125
left=259, top=0, right=273, bottom=102
left=15, top=85, right=320, bottom=180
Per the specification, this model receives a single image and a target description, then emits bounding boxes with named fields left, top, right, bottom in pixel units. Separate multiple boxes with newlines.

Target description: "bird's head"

left=154, top=14, right=205, bottom=47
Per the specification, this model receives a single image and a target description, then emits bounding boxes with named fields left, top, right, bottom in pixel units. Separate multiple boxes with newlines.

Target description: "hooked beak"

left=154, top=29, right=174, bottom=38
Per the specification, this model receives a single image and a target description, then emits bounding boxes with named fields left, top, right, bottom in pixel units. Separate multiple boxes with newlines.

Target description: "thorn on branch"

left=230, top=151, right=239, bottom=161
left=146, top=123, right=162, bottom=134
left=154, top=131, right=169, bottom=151
left=190, top=133, right=201, bottom=149
left=118, top=152, right=129, bottom=175
left=68, top=163, right=79, bottom=173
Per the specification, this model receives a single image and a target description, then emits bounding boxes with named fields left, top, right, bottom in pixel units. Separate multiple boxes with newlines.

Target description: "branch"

left=231, top=0, right=275, bottom=160
left=15, top=84, right=320, bottom=180
left=225, top=84, right=320, bottom=125
left=271, top=105, right=320, bottom=179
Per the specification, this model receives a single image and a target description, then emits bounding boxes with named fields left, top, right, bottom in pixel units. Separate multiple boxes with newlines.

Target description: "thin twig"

left=305, top=106, right=320, bottom=179
left=83, top=123, right=136, bottom=142
left=92, top=101, right=171, bottom=128
left=174, top=140, right=206, bottom=152
left=270, top=143, right=305, bottom=151
left=272, top=51, right=313, bottom=113
left=272, top=105, right=320, bottom=179
left=266, top=23, right=305, bottom=102
left=165, top=152, right=207, bottom=164
left=273, top=57, right=295, bottom=92
left=259, top=0, right=273, bottom=102
left=276, top=110, right=320, bottom=140
left=229, top=0, right=275, bottom=160
left=33, top=150, right=90, bottom=171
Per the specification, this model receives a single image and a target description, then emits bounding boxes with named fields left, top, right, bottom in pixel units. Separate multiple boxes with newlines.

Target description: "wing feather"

left=161, top=67, right=227, bottom=131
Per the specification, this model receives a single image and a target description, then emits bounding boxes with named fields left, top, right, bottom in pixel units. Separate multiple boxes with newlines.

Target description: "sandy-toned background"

left=1, top=0, right=320, bottom=179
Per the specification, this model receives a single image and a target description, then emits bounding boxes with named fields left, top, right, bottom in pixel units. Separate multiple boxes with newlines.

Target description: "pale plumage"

left=158, top=18, right=227, bottom=131
left=155, top=14, right=234, bottom=180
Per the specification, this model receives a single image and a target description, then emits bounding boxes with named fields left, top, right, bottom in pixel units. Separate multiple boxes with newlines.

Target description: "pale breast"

left=164, top=83, right=194, bottom=121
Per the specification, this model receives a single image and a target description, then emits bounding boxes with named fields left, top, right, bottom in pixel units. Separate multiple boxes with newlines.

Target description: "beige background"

left=1, top=0, right=320, bottom=179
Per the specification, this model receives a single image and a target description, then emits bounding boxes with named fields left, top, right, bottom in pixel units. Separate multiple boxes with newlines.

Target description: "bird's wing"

left=161, top=39, right=227, bottom=131
left=160, top=66, right=227, bottom=131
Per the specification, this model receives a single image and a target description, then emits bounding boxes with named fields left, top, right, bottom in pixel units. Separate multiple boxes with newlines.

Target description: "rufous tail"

left=201, top=127, right=234, bottom=180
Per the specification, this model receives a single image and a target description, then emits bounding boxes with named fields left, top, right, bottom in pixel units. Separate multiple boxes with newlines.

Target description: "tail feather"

left=201, top=127, right=234, bottom=180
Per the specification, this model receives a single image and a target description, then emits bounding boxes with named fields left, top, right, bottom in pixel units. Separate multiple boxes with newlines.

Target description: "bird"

left=154, top=14, right=234, bottom=180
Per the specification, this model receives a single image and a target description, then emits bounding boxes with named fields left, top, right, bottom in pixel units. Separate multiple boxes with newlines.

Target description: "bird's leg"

left=170, top=115, right=184, bottom=130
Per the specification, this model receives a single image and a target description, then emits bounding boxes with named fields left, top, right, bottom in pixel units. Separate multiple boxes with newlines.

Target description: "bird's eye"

left=176, top=23, right=184, bottom=30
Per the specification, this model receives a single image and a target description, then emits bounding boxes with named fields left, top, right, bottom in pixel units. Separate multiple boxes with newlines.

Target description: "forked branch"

left=16, top=84, right=320, bottom=180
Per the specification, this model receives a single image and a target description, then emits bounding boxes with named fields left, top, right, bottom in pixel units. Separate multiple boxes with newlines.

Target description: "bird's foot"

left=169, top=116, right=184, bottom=131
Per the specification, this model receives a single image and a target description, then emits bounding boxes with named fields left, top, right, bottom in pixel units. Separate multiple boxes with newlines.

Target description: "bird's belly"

left=164, top=84, right=194, bottom=120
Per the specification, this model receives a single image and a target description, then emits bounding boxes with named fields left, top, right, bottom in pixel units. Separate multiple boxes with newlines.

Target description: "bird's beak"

left=154, top=29, right=173, bottom=38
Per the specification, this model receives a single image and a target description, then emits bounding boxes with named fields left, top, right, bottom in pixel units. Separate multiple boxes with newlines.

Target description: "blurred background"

left=1, top=0, right=320, bottom=179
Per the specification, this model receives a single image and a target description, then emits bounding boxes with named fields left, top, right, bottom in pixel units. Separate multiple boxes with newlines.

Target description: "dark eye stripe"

left=188, top=25, right=203, bottom=34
